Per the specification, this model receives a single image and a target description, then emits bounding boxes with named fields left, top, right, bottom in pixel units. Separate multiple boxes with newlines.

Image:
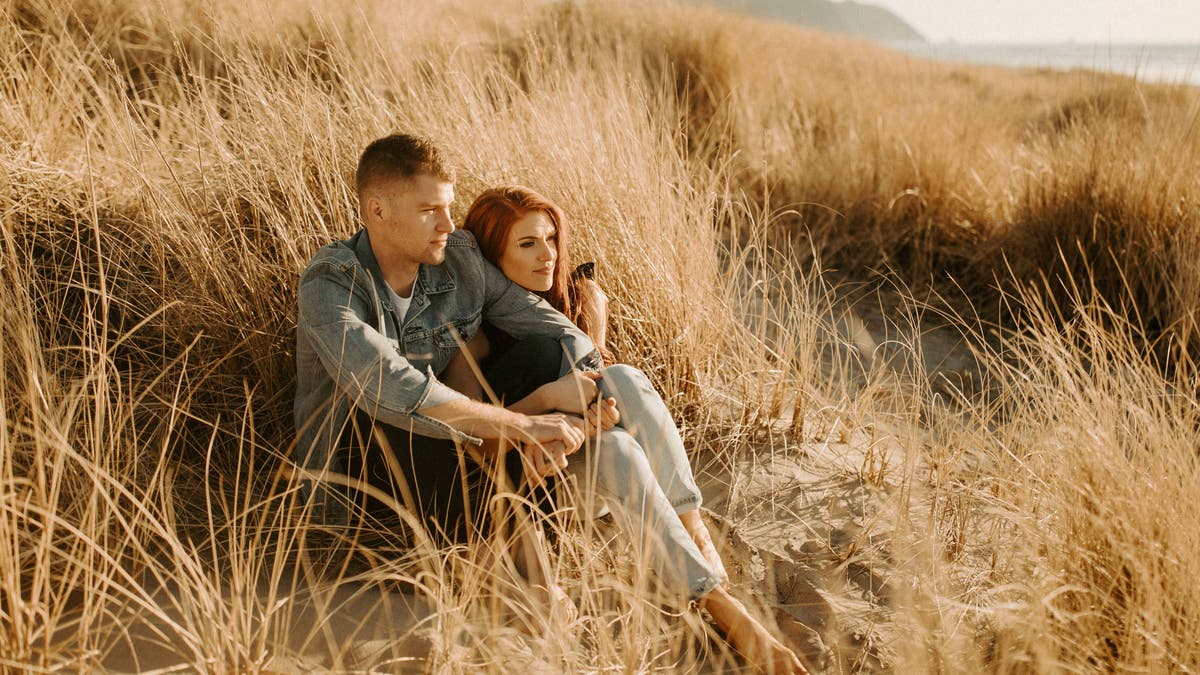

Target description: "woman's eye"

left=519, top=242, right=534, bottom=248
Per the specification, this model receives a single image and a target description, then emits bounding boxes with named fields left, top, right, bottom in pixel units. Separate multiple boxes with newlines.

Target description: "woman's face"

left=497, top=210, right=557, bottom=292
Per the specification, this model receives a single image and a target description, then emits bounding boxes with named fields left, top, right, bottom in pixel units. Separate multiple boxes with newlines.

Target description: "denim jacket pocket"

left=432, top=310, right=482, bottom=352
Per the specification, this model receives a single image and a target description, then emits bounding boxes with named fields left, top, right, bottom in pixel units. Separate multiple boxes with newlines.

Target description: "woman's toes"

left=546, top=583, right=578, bottom=624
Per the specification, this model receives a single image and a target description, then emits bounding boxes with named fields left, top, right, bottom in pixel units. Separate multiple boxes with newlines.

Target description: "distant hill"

left=700, top=0, right=926, bottom=43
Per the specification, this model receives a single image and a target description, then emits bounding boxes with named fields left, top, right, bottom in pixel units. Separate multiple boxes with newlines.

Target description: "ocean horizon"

left=889, top=41, right=1200, bottom=86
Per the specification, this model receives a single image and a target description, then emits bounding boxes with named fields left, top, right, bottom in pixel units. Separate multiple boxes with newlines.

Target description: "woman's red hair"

left=463, top=186, right=576, bottom=322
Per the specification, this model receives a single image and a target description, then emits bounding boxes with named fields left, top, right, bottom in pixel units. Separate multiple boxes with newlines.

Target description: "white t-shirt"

left=385, top=282, right=413, bottom=322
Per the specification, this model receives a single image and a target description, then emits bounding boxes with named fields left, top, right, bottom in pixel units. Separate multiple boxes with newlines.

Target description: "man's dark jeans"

left=337, top=336, right=562, bottom=544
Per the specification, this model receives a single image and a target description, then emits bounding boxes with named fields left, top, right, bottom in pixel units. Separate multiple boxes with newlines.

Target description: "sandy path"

left=99, top=579, right=433, bottom=672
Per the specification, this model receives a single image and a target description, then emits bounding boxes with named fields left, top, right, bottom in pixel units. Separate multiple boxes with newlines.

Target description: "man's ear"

left=363, top=194, right=384, bottom=224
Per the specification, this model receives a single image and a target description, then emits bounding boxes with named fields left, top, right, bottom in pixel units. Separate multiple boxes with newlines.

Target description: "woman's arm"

left=442, top=330, right=617, bottom=438
left=508, top=370, right=598, bottom=415
left=510, top=369, right=620, bottom=432
left=440, top=330, right=490, bottom=401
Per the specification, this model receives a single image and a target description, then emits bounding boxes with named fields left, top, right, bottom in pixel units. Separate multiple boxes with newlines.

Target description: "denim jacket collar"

left=352, top=230, right=457, bottom=320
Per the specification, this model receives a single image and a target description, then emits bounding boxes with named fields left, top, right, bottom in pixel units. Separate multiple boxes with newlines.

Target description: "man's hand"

left=517, top=413, right=586, bottom=487
left=518, top=412, right=586, bottom=453
left=519, top=438, right=567, bottom=487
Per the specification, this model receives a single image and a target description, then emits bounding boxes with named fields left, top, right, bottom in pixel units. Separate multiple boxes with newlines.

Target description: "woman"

left=443, top=186, right=807, bottom=675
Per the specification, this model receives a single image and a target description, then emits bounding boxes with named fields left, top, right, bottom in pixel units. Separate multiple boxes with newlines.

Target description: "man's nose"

left=436, top=210, right=455, bottom=232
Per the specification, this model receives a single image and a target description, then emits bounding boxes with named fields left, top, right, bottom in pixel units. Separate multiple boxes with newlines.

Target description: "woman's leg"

left=567, top=428, right=806, bottom=674
left=596, top=365, right=699, bottom=511
left=597, top=364, right=727, bottom=580
left=701, top=586, right=809, bottom=674
left=567, top=426, right=721, bottom=599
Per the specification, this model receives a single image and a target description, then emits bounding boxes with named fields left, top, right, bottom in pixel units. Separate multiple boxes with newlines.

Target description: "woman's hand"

left=577, top=279, right=608, bottom=330
left=583, top=395, right=619, bottom=435
left=536, top=370, right=603, bottom=415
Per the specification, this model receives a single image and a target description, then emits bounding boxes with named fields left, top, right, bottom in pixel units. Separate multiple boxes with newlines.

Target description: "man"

left=293, top=133, right=599, bottom=534
left=294, top=133, right=807, bottom=674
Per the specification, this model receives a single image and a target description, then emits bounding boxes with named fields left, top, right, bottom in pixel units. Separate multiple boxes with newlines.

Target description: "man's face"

left=364, top=173, right=455, bottom=268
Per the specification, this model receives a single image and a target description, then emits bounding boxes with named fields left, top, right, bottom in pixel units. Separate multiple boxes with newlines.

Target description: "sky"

left=866, top=0, right=1200, bottom=44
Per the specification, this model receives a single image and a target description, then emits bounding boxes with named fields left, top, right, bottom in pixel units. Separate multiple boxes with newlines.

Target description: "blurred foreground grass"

left=2, top=0, right=1198, bottom=671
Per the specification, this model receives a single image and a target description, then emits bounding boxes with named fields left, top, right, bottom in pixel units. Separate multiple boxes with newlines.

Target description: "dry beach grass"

left=2, top=0, right=1199, bottom=671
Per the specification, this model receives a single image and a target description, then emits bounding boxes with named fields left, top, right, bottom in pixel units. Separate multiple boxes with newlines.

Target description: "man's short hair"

left=355, top=133, right=455, bottom=195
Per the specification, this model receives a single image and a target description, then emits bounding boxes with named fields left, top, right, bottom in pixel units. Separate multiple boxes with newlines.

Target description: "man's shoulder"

left=425, top=230, right=489, bottom=296
left=302, top=234, right=360, bottom=275
left=442, top=230, right=484, bottom=270
left=446, top=229, right=478, bottom=250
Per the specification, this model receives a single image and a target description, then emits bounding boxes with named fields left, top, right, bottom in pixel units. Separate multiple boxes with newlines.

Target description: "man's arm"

left=301, top=260, right=590, bottom=454
left=298, top=263, right=469, bottom=430
left=419, top=398, right=585, bottom=451
left=478, top=258, right=602, bottom=371
left=419, top=398, right=587, bottom=486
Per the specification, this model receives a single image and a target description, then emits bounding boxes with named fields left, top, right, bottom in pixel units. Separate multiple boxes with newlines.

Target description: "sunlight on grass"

left=2, top=0, right=1197, bottom=671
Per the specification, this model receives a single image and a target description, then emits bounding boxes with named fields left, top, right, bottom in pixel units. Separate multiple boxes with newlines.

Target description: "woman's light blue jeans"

left=565, top=364, right=721, bottom=600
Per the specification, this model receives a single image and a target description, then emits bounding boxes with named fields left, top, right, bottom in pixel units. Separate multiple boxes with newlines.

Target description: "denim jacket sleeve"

left=477, top=258, right=604, bottom=372
left=297, top=260, right=469, bottom=429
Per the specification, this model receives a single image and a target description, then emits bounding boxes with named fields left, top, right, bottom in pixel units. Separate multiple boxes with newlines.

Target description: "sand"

left=93, top=293, right=975, bottom=673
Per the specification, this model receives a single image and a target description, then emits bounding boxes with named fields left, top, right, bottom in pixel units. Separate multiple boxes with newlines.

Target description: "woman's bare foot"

left=509, top=525, right=578, bottom=625
left=680, top=509, right=729, bottom=582
left=700, top=586, right=808, bottom=675
left=528, top=581, right=579, bottom=625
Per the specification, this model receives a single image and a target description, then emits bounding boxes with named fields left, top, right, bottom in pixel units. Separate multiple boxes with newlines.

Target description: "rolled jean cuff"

left=671, top=493, right=702, bottom=516
left=689, top=571, right=723, bottom=601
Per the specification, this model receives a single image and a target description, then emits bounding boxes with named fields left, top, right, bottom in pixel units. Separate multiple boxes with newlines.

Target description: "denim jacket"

left=294, top=228, right=600, bottom=523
